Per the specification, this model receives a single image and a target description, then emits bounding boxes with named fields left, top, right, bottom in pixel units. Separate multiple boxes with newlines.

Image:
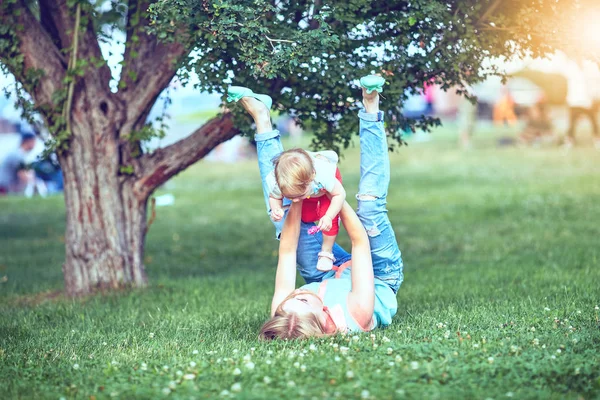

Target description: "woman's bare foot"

left=239, top=97, right=272, bottom=133
left=362, top=88, right=380, bottom=114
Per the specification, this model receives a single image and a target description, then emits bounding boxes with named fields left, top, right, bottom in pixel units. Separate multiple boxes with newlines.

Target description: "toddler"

left=266, top=148, right=346, bottom=271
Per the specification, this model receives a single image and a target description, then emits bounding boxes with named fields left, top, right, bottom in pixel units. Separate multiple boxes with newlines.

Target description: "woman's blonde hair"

left=273, top=149, right=314, bottom=198
left=258, top=291, right=326, bottom=340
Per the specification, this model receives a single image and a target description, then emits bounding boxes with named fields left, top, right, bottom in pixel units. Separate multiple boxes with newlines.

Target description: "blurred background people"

left=563, top=57, right=599, bottom=148
left=0, top=132, right=38, bottom=195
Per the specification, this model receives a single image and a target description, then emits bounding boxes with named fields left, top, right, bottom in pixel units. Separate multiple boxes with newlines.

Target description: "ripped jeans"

left=254, top=110, right=403, bottom=293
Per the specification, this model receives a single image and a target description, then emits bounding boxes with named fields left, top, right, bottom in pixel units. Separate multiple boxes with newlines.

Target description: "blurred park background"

left=1, top=0, right=600, bottom=399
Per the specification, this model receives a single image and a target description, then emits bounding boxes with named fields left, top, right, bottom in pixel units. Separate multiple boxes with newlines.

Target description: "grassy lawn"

left=1, top=122, right=599, bottom=399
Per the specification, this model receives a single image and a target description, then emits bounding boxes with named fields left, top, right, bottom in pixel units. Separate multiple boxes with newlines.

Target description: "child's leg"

left=355, top=90, right=404, bottom=293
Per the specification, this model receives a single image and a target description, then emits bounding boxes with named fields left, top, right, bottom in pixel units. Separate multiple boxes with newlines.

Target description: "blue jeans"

left=255, top=110, right=403, bottom=292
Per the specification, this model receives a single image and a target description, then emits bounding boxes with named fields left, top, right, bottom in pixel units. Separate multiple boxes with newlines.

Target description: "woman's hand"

left=317, top=215, right=333, bottom=232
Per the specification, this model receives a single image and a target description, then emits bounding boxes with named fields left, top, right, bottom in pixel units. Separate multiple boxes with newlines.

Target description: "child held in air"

left=266, top=148, right=346, bottom=272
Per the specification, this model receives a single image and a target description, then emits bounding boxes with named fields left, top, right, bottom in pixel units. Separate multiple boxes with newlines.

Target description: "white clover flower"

left=556, top=349, right=562, bottom=354
left=506, top=392, right=514, bottom=397
left=573, top=338, right=579, bottom=344
left=266, top=359, right=272, bottom=365
left=382, top=336, right=391, bottom=343
left=577, top=310, right=582, bottom=314
left=395, top=355, right=403, bottom=362
left=149, top=332, right=155, bottom=339
left=161, top=388, right=171, bottom=395
left=473, top=343, right=479, bottom=349
left=332, top=344, right=339, bottom=350
left=388, top=361, right=395, bottom=367
left=542, top=344, right=546, bottom=349
left=183, top=374, right=195, bottom=380
left=245, top=362, right=255, bottom=370
left=293, top=361, right=300, bottom=368
left=334, top=356, right=341, bottom=362
left=141, top=363, right=148, bottom=371
left=510, top=345, right=519, bottom=353
left=575, top=367, right=580, bottom=375
left=231, top=382, right=242, bottom=392
left=370, top=333, right=376, bottom=339
left=300, top=365, right=306, bottom=372
left=216, top=358, right=222, bottom=364
left=551, top=355, right=556, bottom=359
left=373, top=344, right=379, bottom=349
left=102, top=342, right=107, bottom=346
left=163, top=365, right=169, bottom=371
left=487, top=357, right=494, bottom=364
left=530, top=327, right=536, bottom=332
left=345, top=370, right=354, bottom=379
left=263, top=376, right=272, bottom=384
left=437, top=322, right=444, bottom=329
left=361, top=389, right=370, bottom=399
left=352, top=335, right=360, bottom=342
left=233, top=349, right=239, bottom=354
left=340, top=346, right=349, bottom=355
left=73, top=363, right=80, bottom=370
left=189, top=361, right=196, bottom=368
left=243, top=354, right=251, bottom=362
left=267, top=350, right=273, bottom=356
left=444, top=331, right=451, bottom=339
left=233, top=368, right=241, bottom=376
left=410, top=361, right=419, bottom=370
left=220, top=389, right=231, bottom=397
left=309, top=344, right=317, bottom=352
left=192, top=349, right=199, bottom=355
left=287, top=381, right=296, bottom=387
left=111, top=360, right=118, bottom=366
left=544, top=307, right=551, bottom=311
left=250, top=347, right=255, bottom=354
left=168, top=381, right=177, bottom=390
left=387, top=347, right=393, bottom=355
left=533, top=338, right=539, bottom=346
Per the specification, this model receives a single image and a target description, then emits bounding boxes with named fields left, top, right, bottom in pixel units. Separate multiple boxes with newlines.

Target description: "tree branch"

left=477, top=0, right=503, bottom=25
left=0, top=0, right=67, bottom=108
left=135, top=113, right=240, bottom=197
left=118, top=0, right=188, bottom=134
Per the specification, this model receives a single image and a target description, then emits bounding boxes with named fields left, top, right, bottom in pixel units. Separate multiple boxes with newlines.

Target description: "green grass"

left=1, top=122, right=599, bottom=399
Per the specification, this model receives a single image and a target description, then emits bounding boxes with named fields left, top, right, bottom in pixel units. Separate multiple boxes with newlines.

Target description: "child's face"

left=285, top=183, right=313, bottom=202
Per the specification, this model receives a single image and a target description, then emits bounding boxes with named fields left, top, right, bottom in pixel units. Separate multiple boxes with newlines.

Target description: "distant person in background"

left=493, top=87, right=517, bottom=127
left=0, top=132, right=37, bottom=195
left=563, top=58, right=599, bottom=149
left=518, top=95, right=555, bottom=146
left=458, top=84, right=478, bottom=149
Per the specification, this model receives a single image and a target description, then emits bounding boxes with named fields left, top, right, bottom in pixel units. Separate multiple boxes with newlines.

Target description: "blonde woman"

left=228, top=76, right=403, bottom=338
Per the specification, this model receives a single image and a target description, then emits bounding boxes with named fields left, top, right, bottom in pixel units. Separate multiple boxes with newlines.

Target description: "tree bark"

left=58, top=89, right=149, bottom=296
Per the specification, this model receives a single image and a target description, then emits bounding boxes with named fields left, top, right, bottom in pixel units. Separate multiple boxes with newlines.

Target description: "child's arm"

left=268, top=196, right=284, bottom=221
left=317, top=180, right=346, bottom=232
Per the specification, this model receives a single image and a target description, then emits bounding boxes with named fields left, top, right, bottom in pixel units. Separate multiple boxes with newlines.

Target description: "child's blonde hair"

left=258, top=291, right=326, bottom=340
left=273, top=149, right=314, bottom=198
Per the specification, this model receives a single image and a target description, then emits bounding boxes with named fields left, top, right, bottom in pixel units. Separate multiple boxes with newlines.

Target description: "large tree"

left=0, top=0, right=582, bottom=296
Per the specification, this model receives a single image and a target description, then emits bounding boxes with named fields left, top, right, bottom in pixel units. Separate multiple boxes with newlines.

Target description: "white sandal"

left=316, top=251, right=335, bottom=272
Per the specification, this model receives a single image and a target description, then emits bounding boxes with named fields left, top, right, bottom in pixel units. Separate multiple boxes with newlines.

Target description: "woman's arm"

left=339, top=202, right=375, bottom=328
left=270, top=201, right=303, bottom=316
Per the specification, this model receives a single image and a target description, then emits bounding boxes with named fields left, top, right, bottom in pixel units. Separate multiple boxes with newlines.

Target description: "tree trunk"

left=59, top=99, right=148, bottom=296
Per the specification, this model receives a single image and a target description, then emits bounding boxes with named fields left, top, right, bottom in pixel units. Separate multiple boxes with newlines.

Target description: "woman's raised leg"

left=355, top=88, right=404, bottom=293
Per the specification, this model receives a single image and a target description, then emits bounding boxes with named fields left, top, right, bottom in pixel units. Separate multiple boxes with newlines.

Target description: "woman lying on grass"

left=228, top=76, right=404, bottom=339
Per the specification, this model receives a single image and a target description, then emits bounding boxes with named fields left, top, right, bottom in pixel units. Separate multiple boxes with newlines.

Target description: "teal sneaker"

left=359, top=75, right=386, bottom=94
left=227, top=86, right=272, bottom=109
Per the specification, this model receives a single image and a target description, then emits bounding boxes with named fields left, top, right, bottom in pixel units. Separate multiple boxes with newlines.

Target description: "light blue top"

left=301, top=266, right=397, bottom=333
